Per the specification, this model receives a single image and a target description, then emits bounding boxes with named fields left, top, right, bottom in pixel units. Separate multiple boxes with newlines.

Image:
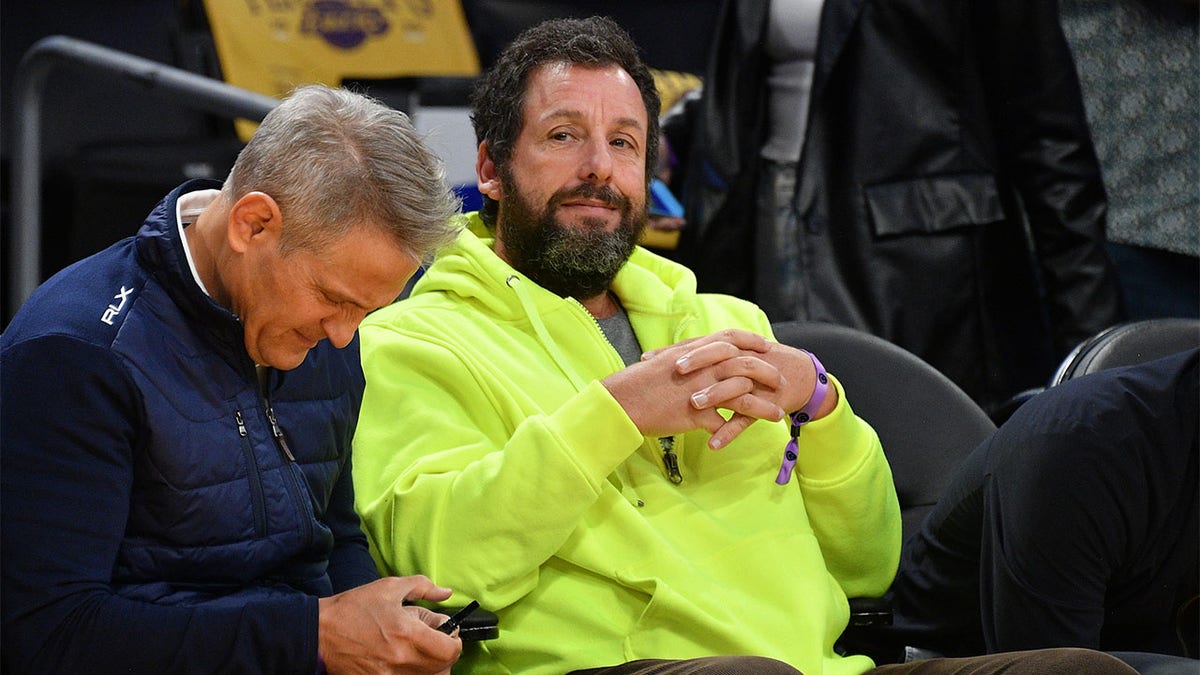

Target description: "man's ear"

left=476, top=141, right=503, bottom=200
left=227, top=192, right=283, bottom=253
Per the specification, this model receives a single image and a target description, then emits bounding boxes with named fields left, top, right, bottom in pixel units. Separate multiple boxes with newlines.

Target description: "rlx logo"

left=101, top=286, right=134, bottom=326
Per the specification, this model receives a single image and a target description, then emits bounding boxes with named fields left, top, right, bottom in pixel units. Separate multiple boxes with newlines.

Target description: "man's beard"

left=496, top=173, right=647, bottom=299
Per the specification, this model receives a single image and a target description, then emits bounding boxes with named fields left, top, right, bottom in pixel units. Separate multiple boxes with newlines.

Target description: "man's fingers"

left=641, top=335, right=703, bottom=361
left=687, top=356, right=786, bottom=411
left=409, top=606, right=451, bottom=629
left=716, top=355, right=785, bottom=390
left=709, top=413, right=757, bottom=450
left=674, top=341, right=740, bottom=372
left=715, top=390, right=787, bottom=422
left=399, top=606, right=464, bottom=668
left=389, top=575, right=454, bottom=602
left=690, top=376, right=752, bottom=409
left=645, top=330, right=772, bottom=363
left=675, top=333, right=773, bottom=373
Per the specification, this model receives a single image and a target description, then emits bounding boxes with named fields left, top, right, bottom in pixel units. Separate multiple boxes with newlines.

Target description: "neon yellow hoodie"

left=354, top=215, right=901, bottom=674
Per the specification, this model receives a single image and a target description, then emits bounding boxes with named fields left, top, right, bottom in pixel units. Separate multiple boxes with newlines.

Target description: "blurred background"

left=3, top=1, right=1195, bottom=331
left=0, top=0, right=719, bottom=324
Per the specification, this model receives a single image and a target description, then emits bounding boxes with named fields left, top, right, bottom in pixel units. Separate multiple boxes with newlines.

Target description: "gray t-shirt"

left=596, top=299, right=642, bottom=367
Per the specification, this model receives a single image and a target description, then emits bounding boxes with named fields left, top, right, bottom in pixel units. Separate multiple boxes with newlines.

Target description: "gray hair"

left=225, top=84, right=461, bottom=262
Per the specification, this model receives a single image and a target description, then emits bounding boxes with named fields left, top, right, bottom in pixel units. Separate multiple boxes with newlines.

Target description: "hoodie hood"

left=409, top=212, right=701, bottom=325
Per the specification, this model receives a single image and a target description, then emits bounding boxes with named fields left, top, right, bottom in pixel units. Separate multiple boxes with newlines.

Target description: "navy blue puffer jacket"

left=1, top=180, right=380, bottom=673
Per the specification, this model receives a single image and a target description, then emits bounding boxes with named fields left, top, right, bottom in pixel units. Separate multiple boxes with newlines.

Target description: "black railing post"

left=9, top=35, right=279, bottom=313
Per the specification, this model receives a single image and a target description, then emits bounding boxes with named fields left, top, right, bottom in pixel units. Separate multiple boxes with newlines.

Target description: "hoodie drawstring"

left=506, top=275, right=589, bottom=391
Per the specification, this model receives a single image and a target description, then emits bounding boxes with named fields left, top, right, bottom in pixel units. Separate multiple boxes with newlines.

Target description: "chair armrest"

left=847, top=596, right=893, bottom=627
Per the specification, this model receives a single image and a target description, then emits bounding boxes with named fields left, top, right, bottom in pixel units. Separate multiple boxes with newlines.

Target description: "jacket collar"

left=134, top=179, right=250, bottom=363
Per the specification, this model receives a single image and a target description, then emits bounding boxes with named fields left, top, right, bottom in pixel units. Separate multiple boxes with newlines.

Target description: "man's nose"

left=580, top=138, right=614, bottom=183
left=322, top=313, right=362, bottom=349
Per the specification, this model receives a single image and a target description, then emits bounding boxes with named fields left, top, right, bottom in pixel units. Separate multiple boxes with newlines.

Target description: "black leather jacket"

left=662, top=0, right=1124, bottom=411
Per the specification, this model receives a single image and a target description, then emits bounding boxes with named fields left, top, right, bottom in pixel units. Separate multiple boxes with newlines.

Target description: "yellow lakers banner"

left=204, top=0, right=481, bottom=138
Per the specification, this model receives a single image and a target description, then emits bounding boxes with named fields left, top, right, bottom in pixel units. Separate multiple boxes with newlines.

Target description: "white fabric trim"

left=175, top=189, right=221, bottom=297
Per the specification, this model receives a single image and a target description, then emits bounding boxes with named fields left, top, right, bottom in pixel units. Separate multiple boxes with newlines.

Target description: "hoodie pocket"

left=621, top=528, right=842, bottom=662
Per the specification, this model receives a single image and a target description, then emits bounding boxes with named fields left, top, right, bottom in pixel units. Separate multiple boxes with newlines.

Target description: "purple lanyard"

left=776, top=349, right=829, bottom=485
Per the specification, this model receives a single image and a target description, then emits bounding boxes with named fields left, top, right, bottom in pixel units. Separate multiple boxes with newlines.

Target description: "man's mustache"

left=550, top=183, right=628, bottom=211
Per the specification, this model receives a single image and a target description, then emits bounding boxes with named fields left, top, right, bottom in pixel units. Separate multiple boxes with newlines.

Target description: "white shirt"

left=762, top=0, right=825, bottom=163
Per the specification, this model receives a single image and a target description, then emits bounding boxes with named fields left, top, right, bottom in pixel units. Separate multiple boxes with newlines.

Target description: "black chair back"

left=1051, top=318, right=1200, bottom=385
left=771, top=321, right=996, bottom=543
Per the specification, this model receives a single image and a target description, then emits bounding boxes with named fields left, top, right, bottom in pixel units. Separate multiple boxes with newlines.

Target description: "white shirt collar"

left=175, top=189, right=221, bottom=297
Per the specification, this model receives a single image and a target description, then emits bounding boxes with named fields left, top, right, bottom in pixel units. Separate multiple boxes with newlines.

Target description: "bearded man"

left=349, top=16, right=1135, bottom=675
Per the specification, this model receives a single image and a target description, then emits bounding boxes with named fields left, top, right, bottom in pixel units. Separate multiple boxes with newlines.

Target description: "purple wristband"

left=775, top=350, right=829, bottom=485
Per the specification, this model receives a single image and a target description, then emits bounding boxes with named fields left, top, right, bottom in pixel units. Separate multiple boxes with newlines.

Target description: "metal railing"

left=9, top=35, right=280, bottom=314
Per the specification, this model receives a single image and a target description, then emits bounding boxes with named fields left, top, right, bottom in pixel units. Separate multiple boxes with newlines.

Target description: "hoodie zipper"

left=659, top=436, right=683, bottom=484
left=570, top=295, right=684, bottom=485
left=508, top=275, right=689, bottom=486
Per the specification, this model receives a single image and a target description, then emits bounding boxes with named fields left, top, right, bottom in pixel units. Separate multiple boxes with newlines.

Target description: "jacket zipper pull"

left=660, top=437, right=683, bottom=484
left=235, top=410, right=248, bottom=437
left=266, top=407, right=296, bottom=462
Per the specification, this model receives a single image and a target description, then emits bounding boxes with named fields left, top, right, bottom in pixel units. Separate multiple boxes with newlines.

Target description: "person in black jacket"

left=659, top=0, right=1125, bottom=414
left=890, top=349, right=1199, bottom=667
left=1, top=85, right=465, bottom=674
